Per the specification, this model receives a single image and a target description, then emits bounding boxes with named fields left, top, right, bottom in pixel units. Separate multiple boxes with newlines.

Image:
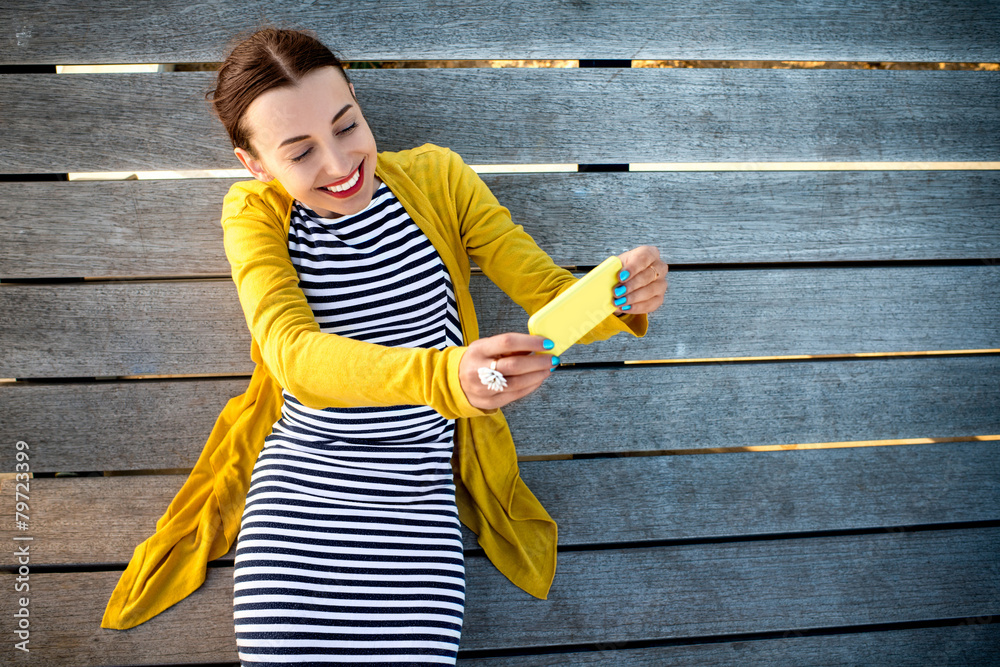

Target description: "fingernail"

left=614, top=296, right=627, bottom=306
left=619, top=269, right=630, bottom=281
left=622, top=305, right=632, bottom=311
left=543, top=339, right=555, bottom=350
left=550, top=356, right=560, bottom=365
left=614, top=285, right=627, bottom=297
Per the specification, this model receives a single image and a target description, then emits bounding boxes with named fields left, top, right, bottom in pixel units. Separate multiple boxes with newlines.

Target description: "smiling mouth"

left=318, top=161, right=363, bottom=196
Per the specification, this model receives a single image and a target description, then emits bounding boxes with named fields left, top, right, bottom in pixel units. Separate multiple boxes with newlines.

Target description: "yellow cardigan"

left=101, top=143, right=647, bottom=630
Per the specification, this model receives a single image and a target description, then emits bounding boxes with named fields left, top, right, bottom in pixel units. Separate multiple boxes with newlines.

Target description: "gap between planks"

left=2, top=347, right=999, bottom=384
left=61, top=161, right=1000, bottom=181
left=1, top=435, right=995, bottom=479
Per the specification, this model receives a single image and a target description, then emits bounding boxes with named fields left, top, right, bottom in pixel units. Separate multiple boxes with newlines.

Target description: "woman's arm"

left=220, top=180, right=493, bottom=419
left=443, top=148, right=649, bottom=343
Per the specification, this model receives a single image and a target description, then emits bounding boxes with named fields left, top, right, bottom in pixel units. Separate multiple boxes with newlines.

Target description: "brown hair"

left=208, top=28, right=351, bottom=157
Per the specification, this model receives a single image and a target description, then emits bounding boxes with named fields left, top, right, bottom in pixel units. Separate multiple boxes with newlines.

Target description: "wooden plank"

left=2, top=355, right=998, bottom=468
left=0, top=280, right=250, bottom=379
left=2, top=68, right=999, bottom=172
left=0, top=179, right=236, bottom=280
left=3, top=170, right=1000, bottom=279
left=477, top=265, right=1000, bottom=362
left=2, top=0, right=998, bottom=64
left=460, top=527, right=1000, bottom=650
left=519, top=441, right=1000, bottom=545
left=0, top=377, right=247, bottom=472
left=457, top=623, right=1000, bottom=666
left=2, top=265, right=998, bottom=377
left=4, top=441, right=997, bottom=566
left=0, top=570, right=238, bottom=666
left=502, top=355, right=1000, bottom=457
left=2, top=528, right=996, bottom=664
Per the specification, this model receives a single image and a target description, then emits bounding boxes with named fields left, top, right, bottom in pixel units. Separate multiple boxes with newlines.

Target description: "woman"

left=105, top=27, right=668, bottom=665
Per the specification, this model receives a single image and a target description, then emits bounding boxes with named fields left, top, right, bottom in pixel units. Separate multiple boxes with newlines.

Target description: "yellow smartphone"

left=528, top=255, right=624, bottom=357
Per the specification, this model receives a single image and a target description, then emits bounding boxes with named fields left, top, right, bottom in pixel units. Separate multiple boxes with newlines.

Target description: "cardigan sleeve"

left=443, top=149, right=648, bottom=343
left=220, top=181, right=491, bottom=420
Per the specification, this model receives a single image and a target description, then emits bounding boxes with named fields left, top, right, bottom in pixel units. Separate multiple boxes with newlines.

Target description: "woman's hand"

left=613, top=245, right=669, bottom=316
left=459, top=333, right=557, bottom=410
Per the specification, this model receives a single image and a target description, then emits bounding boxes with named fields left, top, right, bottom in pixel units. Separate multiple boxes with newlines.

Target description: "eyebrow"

left=277, top=103, right=354, bottom=148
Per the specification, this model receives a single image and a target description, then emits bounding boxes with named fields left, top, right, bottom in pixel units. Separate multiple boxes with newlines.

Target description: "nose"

left=317, top=140, right=355, bottom=180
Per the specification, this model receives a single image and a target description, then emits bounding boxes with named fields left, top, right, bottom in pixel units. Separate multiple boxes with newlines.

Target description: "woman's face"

left=234, top=66, right=379, bottom=218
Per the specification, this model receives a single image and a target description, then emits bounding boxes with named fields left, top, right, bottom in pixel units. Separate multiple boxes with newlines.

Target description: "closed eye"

left=289, top=122, right=356, bottom=162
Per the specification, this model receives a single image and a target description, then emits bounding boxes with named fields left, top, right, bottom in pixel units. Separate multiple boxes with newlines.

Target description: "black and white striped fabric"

left=233, top=183, right=467, bottom=666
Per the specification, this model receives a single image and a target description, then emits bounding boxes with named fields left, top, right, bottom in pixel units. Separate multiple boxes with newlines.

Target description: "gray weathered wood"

left=2, top=528, right=996, bottom=663
left=4, top=5, right=997, bottom=667
left=460, top=527, right=1000, bottom=650
left=3, top=170, right=1000, bottom=279
left=457, top=623, right=1000, bottom=666
left=3, top=68, right=999, bottom=172
left=0, top=279, right=249, bottom=378
left=2, top=0, right=998, bottom=64
left=3, top=266, right=998, bottom=377
left=0, top=378, right=289, bottom=469
left=2, top=356, right=998, bottom=468
left=3, top=441, right=996, bottom=566
left=502, top=355, right=1000, bottom=457
left=0, top=377, right=247, bottom=471
left=478, top=265, right=1000, bottom=363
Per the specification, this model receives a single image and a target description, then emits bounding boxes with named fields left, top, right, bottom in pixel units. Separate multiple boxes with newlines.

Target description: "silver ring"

left=478, top=359, right=507, bottom=392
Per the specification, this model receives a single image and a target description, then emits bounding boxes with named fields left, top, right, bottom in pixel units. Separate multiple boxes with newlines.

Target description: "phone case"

left=528, top=255, right=624, bottom=357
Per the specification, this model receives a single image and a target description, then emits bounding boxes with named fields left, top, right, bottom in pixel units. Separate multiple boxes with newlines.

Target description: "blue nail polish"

left=550, top=356, right=560, bottom=365
left=622, top=305, right=632, bottom=311
left=614, top=285, right=627, bottom=297
left=543, top=339, right=554, bottom=350
left=614, top=296, right=627, bottom=306
left=619, top=269, right=630, bottom=281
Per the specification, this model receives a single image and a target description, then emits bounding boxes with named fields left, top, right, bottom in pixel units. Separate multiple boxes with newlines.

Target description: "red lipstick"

left=318, top=160, right=365, bottom=199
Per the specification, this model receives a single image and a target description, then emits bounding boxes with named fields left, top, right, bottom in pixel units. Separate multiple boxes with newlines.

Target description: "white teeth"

left=322, top=167, right=360, bottom=193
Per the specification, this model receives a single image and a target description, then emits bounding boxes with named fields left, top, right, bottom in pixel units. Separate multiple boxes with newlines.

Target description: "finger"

left=622, top=263, right=660, bottom=291
left=614, top=247, right=664, bottom=307
left=466, top=343, right=555, bottom=376
left=613, top=274, right=667, bottom=314
left=495, top=352, right=556, bottom=377
left=475, top=369, right=551, bottom=408
left=476, top=332, right=553, bottom=359
left=500, top=367, right=552, bottom=395
left=622, top=293, right=665, bottom=315
left=617, top=246, right=660, bottom=281
left=614, top=259, right=668, bottom=311
left=621, top=276, right=667, bottom=305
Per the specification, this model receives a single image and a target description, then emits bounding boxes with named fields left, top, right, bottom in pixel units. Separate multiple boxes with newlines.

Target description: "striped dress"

left=232, top=182, right=466, bottom=665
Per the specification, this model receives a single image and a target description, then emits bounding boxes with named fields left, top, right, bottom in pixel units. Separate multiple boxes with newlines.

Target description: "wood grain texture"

left=457, top=623, right=1000, bottom=666
left=2, top=68, right=999, bottom=172
left=0, top=179, right=236, bottom=279
left=3, top=5, right=997, bottom=665
left=0, top=279, right=250, bottom=378
left=2, top=528, right=996, bottom=663
left=2, top=0, right=998, bottom=64
left=2, top=265, right=998, bottom=377
left=502, top=355, right=1000, bottom=457
left=460, top=528, right=1000, bottom=650
left=2, top=355, right=998, bottom=468
left=3, top=170, right=1000, bottom=279
left=3, top=441, right=997, bottom=566
left=0, top=377, right=249, bottom=472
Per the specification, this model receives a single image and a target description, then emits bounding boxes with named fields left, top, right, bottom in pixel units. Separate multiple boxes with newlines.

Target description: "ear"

left=349, top=82, right=357, bottom=101
left=234, top=147, right=274, bottom=182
